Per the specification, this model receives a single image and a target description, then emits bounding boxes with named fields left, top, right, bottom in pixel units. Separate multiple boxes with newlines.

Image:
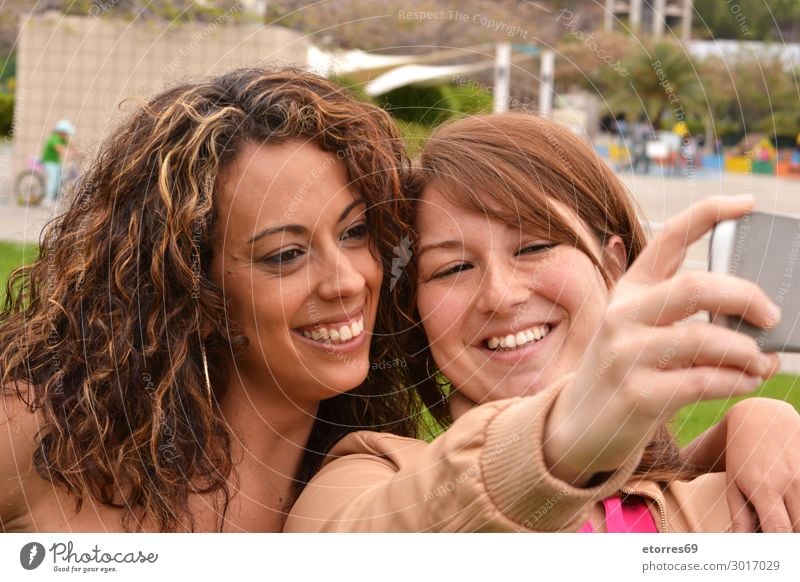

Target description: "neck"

left=213, top=371, right=318, bottom=531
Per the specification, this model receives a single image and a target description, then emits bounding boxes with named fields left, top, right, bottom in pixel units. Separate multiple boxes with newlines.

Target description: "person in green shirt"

left=41, top=119, right=75, bottom=205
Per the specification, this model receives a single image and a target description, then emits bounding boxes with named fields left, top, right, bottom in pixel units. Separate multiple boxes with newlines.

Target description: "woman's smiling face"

left=415, top=186, right=621, bottom=404
left=211, top=140, right=382, bottom=405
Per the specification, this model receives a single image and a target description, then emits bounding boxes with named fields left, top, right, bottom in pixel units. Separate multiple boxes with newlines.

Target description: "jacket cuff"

left=480, top=376, right=643, bottom=531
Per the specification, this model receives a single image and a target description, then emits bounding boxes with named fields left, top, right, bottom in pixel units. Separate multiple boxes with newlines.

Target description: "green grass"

left=0, top=240, right=37, bottom=302
left=673, top=373, right=800, bottom=445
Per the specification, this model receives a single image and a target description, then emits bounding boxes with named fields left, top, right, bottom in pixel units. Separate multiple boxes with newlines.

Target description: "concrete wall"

left=9, top=13, right=308, bottom=186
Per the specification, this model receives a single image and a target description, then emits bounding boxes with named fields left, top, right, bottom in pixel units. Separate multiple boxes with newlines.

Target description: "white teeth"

left=486, top=324, right=551, bottom=351
left=300, top=315, right=365, bottom=345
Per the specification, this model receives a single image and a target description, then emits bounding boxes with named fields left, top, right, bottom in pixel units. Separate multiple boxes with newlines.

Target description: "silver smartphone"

left=709, top=211, right=800, bottom=353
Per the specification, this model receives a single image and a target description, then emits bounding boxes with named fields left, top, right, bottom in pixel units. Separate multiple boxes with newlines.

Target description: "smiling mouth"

left=485, top=323, right=552, bottom=351
left=297, top=315, right=365, bottom=345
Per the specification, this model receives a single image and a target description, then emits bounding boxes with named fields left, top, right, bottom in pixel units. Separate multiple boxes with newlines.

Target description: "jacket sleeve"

left=285, top=376, right=643, bottom=532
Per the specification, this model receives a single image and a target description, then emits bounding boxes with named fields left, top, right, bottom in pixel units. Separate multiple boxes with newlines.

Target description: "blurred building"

left=604, top=0, right=693, bottom=40
left=11, top=13, right=307, bottom=179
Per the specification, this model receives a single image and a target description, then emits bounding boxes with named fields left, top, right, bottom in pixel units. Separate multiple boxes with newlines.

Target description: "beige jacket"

left=285, top=381, right=732, bottom=533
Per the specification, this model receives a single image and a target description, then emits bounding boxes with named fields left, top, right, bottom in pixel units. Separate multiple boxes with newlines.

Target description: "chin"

left=316, top=362, right=372, bottom=398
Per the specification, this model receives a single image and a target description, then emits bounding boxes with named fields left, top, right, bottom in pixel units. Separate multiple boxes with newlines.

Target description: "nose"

left=474, top=261, right=531, bottom=315
left=316, top=247, right=367, bottom=302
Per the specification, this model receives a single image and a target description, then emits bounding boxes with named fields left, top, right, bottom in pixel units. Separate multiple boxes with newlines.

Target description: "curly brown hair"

left=0, top=66, right=420, bottom=531
left=395, top=113, right=700, bottom=482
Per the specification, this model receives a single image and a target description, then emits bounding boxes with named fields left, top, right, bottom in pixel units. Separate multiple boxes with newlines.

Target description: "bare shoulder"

left=1, top=383, right=46, bottom=530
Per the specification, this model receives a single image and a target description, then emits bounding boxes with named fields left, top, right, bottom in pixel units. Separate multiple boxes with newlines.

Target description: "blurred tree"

left=693, top=0, right=800, bottom=43
left=727, top=56, right=799, bottom=138
left=597, top=41, right=704, bottom=130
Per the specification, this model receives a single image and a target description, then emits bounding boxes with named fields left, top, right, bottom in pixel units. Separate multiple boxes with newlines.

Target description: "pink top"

left=578, top=496, right=658, bottom=533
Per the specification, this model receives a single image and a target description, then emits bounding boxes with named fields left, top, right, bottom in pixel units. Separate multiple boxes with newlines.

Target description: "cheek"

left=224, top=271, right=297, bottom=340
left=537, top=259, right=609, bottom=338
left=353, top=248, right=383, bottom=297
left=418, top=285, right=466, bottom=356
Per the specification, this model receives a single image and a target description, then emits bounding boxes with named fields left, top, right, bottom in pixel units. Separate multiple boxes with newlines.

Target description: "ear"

left=601, top=235, right=627, bottom=287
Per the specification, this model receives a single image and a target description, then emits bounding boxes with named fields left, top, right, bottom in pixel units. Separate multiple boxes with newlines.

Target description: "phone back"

left=710, top=211, right=800, bottom=352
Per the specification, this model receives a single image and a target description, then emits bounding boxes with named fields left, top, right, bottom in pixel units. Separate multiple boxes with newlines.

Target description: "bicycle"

left=14, top=155, right=81, bottom=207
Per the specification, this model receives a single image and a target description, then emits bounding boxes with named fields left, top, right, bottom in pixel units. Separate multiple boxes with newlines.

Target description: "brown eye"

left=516, top=243, right=556, bottom=256
left=432, top=263, right=471, bottom=280
left=263, top=248, right=304, bottom=266
left=341, top=223, right=368, bottom=241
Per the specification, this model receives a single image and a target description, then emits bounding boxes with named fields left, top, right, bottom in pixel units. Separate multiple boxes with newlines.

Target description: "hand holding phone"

left=710, top=210, right=800, bottom=352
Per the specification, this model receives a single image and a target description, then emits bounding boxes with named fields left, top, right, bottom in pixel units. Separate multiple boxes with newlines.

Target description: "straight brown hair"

left=396, top=113, right=700, bottom=482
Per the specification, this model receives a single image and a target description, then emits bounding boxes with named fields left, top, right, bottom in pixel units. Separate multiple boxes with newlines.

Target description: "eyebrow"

left=417, top=240, right=464, bottom=257
left=247, top=199, right=366, bottom=244
left=337, top=199, right=366, bottom=223
left=248, top=224, right=307, bottom=244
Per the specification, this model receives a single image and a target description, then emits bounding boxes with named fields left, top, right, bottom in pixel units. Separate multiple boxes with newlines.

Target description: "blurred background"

left=1, top=0, right=799, bottom=440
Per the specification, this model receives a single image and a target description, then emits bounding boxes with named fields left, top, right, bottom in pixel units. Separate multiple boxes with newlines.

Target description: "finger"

left=627, top=195, right=755, bottom=284
left=634, top=367, right=762, bottom=419
left=633, top=323, right=773, bottom=378
left=763, top=352, right=782, bottom=378
left=727, top=484, right=758, bottom=532
left=751, top=493, right=793, bottom=533
left=633, top=271, right=779, bottom=330
left=785, top=482, right=800, bottom=533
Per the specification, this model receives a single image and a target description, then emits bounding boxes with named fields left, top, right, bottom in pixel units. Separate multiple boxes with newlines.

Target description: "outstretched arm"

left=543, top=196, right=779, bottom=488
left=286, top=378, right=639, bottom=532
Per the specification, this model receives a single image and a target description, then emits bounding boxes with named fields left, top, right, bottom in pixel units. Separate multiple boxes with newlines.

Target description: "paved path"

left=0, top=139, right=64, bottom=244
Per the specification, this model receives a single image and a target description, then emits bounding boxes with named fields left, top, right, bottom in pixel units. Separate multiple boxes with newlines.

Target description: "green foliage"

left=0, top=51, right=15, bottom=94
left=442, top=83, right=493, bottom=117
left=598, top=41, right=704, bottom=130
left=376, top=81, right=492, bottom=131
left=693, top=0, right=800, bottom=42
left=699, top=54, right=800, bottom=139
left=376, top=81, right=491, bottom=154
left=0, top=92, right=13, bottom=136
left=376, top=84, right=455, bottom=127
left=0, top=51, right=15, bottom=82
left=394, top=119, right=432, bottom=158
left=328, top=75, right=372, bottom=103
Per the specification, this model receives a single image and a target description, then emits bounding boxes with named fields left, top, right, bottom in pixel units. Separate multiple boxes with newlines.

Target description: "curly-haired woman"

left=0, top=67, right=419, bottom=532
